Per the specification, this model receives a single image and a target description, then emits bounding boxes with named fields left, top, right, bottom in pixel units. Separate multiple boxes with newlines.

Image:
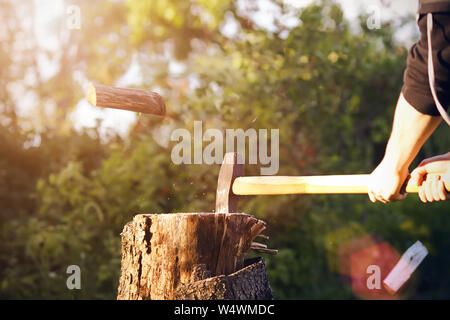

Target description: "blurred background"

left=0, top=0, right=449, bottom=299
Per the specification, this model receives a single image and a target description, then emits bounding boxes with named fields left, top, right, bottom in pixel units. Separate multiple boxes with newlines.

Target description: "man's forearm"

left=382, top=93, right=442, bottom=171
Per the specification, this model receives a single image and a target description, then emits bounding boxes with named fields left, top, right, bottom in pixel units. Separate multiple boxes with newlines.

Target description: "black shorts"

left=402, top=1, right=450, bottom=116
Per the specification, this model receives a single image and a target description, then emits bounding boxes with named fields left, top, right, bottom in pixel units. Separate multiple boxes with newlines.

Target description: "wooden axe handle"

left=232, top=174, right=450, bottom=195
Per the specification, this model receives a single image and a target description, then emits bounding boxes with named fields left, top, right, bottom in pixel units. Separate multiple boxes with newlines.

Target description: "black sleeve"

left=401, top=12, right=450, bottom=116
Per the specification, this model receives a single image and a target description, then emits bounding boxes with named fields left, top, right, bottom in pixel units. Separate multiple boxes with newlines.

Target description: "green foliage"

left=0, top=0, right=449, bottom=299
left=126, top=0, right=234, bottom=59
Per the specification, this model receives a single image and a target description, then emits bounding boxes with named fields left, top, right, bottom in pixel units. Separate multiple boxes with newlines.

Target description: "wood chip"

left=251, top=247, right=278, bottom=255
left=251, top=241, right=267, bottom=249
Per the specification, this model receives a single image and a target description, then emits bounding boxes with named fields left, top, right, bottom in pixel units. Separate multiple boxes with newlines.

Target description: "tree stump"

left=117, top=213, right=273, bottom=300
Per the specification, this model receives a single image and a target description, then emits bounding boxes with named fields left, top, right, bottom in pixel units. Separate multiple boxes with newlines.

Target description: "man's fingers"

left=411, top=159, right=449, bottom=187
left=368, top=185, right=407, bottom=203
left=377, top=197, right=389, bottom=204
left=431, top=179, right=441, bottom=201
left=418, top=179, right=449, bottom=202
left=437, top=180, right=447, bottom=201
left=410, top=154, right=450, bottom=203
left=374, top=192, right=388, bottom=203
left=368, top=187, right=390, bottom=203
left=368, top=164, right=410, bottom=204
left=424, top=179, right=434, bottom=202
left=368, top=190, right=376, bottom=203
left=411, top=165, right=427, bottom=185
left=419, top=183, right=427, bottom=202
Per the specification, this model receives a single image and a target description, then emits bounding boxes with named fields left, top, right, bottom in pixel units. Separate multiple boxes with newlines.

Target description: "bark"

left=174, top=257, right=273, bottom=300
left=87, top=83, right=166, bottom=115
left=117, top=213, right=272, bottom=300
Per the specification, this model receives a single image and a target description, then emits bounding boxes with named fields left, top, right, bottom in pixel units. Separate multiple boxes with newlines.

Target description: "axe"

left=215, top=152, right=450, bottom=213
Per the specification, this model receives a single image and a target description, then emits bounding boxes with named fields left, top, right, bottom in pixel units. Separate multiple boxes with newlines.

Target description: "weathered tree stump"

left=117, top=213, right=273, bottom=300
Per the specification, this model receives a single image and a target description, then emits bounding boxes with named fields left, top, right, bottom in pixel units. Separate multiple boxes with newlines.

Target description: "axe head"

left=215, top=152, right=244, bottom=213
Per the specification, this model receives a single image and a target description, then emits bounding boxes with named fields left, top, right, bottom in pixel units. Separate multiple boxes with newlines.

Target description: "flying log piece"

left=117, top=213, right=273, bottom=300
left=87, top=83, right=166, bottom=116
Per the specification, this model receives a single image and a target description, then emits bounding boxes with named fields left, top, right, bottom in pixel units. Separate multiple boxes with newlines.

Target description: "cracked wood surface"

left=117, top=213, right=270, bottom=300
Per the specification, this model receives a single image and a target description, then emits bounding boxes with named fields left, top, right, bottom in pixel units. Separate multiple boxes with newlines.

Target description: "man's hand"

left=410, top=152, right=450, bottom=202
left=368, top=160, right=409, bottom=203
left=367, top=93, right=442, bottom=203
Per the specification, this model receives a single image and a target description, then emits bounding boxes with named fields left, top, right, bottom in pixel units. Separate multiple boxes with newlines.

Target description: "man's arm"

left=368, top=93, right=442, bottom=203
left=368, top=5, right=450, bottom=203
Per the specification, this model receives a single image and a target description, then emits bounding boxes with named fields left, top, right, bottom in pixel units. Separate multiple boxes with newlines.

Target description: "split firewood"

left=251, top=241, right=278, bottom=255
left=117, top=213, right=272, bottom=300
left=251, top=247, right=279, bottom=255
left=251, top=241, right=267, bottom=249
left=87, top=83, right=166, bottom=116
